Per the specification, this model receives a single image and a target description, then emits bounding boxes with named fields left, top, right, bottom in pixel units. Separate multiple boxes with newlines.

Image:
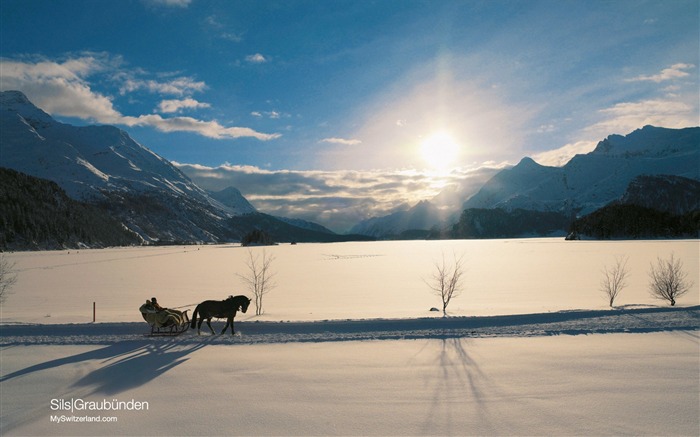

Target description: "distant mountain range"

left=464, top=125, right=698, bottom=214
left=350, top=200, right=452, bottom=238
left=0, top=91, right=366, bottom=249
left=1, top=90, right=697, bottom=247
left=352, top=125, right=699, bottom=238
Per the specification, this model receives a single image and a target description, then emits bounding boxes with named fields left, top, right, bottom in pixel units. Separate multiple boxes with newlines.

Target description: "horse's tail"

left=190, top=305, right=199, bottom=329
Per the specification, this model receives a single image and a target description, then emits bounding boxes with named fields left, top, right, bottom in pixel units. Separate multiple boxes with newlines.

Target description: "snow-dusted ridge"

left=2, top=306, right=697, bottom=347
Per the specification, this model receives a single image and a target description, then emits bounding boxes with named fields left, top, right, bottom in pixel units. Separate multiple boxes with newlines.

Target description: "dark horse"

left=190, top=295, right=251, bottom=335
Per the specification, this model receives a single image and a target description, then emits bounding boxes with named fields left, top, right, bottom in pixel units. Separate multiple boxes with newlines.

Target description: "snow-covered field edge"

left=2, top=305, right=698, bottom=346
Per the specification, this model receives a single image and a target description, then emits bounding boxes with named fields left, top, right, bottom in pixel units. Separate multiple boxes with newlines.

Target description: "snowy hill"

left=464, top=126, right=700, bottom=215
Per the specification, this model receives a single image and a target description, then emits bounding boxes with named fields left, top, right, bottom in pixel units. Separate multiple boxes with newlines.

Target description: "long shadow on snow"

left=419, top=337, right=498, bottom=435
left=70, top=340, right=209, bottom=395
left=0, top=339, right=209, bottom=395
left=238, top=305, right=700, bottom=340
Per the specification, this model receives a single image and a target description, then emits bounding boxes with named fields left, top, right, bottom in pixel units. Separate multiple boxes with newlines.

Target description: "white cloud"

left=532, top=96, right=697, bottom=168
left=320, top=137, right=362, bottom=146
left=537, top=124, right=556, bottom=133
left=118, top=76, right=206, bottom=96
left=0, top=57, right=123, bottom=121
left=252, top=110, right=288, bottom=119
left=588, top=99, right=696, bottom=136
left=157, top=98, right=211, bottom=113
left=245, top=53, right=268, bottom=64
left=627, top=63, right=695, bottom=83
left=220, top=32, right=243, bottom=42
left=204, top=15, right=244, bottom=42
left=174, top=162, right=500, bottom=232
left=121, top=114, right=282, bottom=140
left=531, top=141, right=597, bottom=167
left=0, top=56, right=280, bottom=141
left=532, top=96, right=697, bottom=167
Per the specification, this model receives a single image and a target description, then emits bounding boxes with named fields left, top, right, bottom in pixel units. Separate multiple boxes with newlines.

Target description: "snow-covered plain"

left=1, top=239, right=698, bottom=436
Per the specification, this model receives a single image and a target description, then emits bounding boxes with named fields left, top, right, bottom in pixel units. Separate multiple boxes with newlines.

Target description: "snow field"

left=1, top=333, right=698, bottom=436
left=1, top=239, right=698, bottom=436
left=2, top=239, right=698, bottom=324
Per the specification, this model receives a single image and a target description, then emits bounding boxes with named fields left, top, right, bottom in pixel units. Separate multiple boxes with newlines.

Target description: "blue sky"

left=1, top=0, right=698, bottom=231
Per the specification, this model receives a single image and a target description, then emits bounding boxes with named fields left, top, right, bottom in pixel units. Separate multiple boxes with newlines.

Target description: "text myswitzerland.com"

left=50, top=415, right=118, bottom=423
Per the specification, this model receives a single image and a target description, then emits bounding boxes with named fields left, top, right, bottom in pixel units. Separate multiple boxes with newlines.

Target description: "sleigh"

left=139, top=304, right=190, bottom=336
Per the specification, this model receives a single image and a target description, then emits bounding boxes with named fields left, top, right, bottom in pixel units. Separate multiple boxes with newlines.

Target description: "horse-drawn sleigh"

left=139, top=295, right=251, bottom=336
left=139, top=298, right=190, bottom=336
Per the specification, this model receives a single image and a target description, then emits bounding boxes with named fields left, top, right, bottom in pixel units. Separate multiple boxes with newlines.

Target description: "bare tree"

left=237, top=248, right=276, bottom=316
left=426, top=252, right=465, bottom=317
left=648, top=253, right=693, bottom=306
left=0, top=255, right=17, bottom=305
left=600, top=255, right=629, bottom=307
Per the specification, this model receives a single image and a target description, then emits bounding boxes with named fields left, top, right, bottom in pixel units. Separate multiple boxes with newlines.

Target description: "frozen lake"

left=2, top=238, right=698, bottom=324
left=1, top=239, right=698, bottom=436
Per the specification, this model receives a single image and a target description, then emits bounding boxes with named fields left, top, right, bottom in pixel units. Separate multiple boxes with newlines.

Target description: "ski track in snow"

left=1, top=306, right=698, bottom=347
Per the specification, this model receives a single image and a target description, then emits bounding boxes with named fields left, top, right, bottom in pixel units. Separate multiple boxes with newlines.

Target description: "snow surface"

left=1, top=239, right=698, bottom=436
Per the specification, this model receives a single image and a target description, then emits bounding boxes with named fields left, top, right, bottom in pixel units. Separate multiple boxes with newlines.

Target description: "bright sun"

left=420, top=131, right=460, bottom=170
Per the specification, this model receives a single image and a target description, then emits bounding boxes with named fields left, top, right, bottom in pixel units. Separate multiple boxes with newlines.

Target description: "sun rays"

left=419, top=130, right=461, bottom=171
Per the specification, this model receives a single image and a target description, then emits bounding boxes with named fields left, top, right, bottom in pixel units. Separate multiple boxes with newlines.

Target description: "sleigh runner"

left=139, top=301, right=190, bottom=336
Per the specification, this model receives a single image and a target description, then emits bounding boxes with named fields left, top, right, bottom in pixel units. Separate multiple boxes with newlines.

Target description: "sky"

left=1, top=0, right=698, bottom=231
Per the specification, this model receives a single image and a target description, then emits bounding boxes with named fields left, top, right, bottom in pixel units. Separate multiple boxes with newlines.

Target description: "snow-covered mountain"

left=0, top=91, right=215, bottom=204
left=464, top=126, right=699, bottom=215
left=0, top=91, right=344, bottom=245
left=0, top=91, right=243, bottom=242
left=207, top=186, right=257, bottom=215
left=350, top=200, right=452, bottom=238
left=351, top=126, right=698, bottom=238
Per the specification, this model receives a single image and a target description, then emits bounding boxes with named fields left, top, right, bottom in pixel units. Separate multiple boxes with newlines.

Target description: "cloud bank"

left=175, top=162, right=501, bottom=232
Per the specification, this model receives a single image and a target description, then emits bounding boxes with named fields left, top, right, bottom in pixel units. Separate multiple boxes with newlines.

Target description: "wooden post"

left=93, top=302, right=96, bottom=323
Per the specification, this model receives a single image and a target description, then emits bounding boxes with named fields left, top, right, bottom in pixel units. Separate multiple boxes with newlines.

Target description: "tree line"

left=0, top=168, right=141, bottom=250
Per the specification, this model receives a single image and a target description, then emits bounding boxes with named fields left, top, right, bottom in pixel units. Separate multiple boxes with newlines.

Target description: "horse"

left=190, top=295, right=251, bottom=335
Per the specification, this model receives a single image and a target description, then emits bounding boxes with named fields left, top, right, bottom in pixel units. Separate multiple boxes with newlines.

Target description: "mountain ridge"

left=352, top=125, right=698, bottom=238
left=0, top=91, right=343, bottom=246
left=464, top=125, right=699, bottom=215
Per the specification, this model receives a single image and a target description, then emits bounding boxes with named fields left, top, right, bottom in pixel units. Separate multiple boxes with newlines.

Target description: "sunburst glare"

left=420, top=131, right=461, bottom=171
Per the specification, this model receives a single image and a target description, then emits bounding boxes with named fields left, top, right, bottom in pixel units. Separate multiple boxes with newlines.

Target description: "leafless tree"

left=237, top=248, right=276, bottom=316
left=426, top=252, right=465, bottom=317
left=0, top=255, right=17, bottom=305
left=648, top=253, right=693, bottom=306
left=600, top=255, right=629, bottom=307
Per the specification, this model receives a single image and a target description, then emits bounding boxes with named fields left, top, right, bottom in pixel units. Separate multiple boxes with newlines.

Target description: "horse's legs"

left=196, top=318, right=204, bottom=335
left=221, top=317, right=234, bottom=335
left=206, top=318, right=216, bottom=335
